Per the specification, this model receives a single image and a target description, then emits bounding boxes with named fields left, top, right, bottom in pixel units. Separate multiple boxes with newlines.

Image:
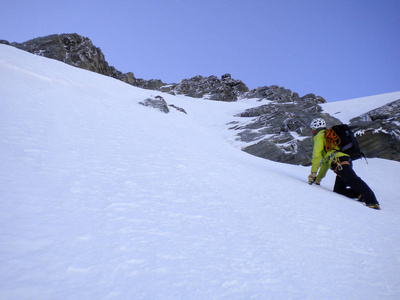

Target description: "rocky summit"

left=2, top=33, right=399, bottom=165
left=9, top=34, right=114, bottom=76
left=3, top=33, right=164, bottom=90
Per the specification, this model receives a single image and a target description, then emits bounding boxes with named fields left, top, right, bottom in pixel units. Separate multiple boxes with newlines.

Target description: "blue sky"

left=1, top=0, right=399, bottom=102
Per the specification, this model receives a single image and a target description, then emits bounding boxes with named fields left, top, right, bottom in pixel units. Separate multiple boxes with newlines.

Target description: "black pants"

left=332, top=156, right=379, bottom=206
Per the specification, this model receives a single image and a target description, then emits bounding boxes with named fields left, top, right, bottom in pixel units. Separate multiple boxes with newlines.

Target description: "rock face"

left=243, top=85, right=326, bottom=104
left=163, top=74, right=249, bottom=102
left=12, top=34, right=114, bottom=75
left=139, top=96, right=170, bottom=113
left=139, top=96, right=187, bottom=114
left=119, top=72, right=165, bottom=91
left=229, top=94, right=337, bottom=166
left=350, top=99, right=400, bottom=161
left=9, top=33, right=164, bottom=91
left=229, top=97, right=400, bottom=165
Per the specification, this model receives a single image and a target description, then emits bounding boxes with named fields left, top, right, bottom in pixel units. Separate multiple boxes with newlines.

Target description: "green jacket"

left=311, top=129, right=348, bottom=181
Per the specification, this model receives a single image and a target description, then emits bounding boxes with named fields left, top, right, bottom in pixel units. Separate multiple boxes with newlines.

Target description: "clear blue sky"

left=1, top=0, right=399, bottom=102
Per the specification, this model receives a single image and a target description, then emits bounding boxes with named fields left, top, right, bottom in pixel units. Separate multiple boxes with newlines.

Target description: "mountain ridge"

left=1, top=33, right=326, bottom=103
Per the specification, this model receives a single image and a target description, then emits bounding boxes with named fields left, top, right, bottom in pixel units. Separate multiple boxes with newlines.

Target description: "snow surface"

left=320, top=91, right=400, bottom=124
left=1, top=44, right=400, bottom=299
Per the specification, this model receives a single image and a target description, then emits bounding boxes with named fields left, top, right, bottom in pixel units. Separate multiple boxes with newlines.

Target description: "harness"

left=330, top=152, right=350, bottom=172
left=324, top=129, right=351, bottom=172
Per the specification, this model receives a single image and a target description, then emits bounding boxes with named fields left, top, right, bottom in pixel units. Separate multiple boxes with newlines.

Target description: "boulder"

left=138, top=96, right=187, bottom=115
left=139, top=96, right=169, bottom=113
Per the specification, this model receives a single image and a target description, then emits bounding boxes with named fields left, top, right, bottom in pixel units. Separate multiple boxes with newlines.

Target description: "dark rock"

left=12, top=33, right=112, bottom=75
left=242, top=137, right=314, bottom=166
left=118, top=72, right=136, bottom=85
left=350, top=99, right=400, bottom=162
left=244, top=85, right=300, bottom=102
left=243, top=85, right=326, bottom=104
left=139, top=96, right=170, bottom=113
left=168, top=74, right=249, bottom=102
left=10, top=33, right=164, bottom=91
left=231, top=99, right=340, bottom=166
left=135, top=79, right=165, bottom=91
left=301, top=93, right=327, bottom=104
left=138, top=96, right=187, bottom=115
left=231, top=97, right=400, bottom=165
left=160, top=84, right=177, bottom=93
left=169, top=104, right=187, bottom=114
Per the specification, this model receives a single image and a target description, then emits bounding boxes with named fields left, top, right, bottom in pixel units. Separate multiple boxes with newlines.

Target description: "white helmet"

left=310, top=118, right=326, bottom=130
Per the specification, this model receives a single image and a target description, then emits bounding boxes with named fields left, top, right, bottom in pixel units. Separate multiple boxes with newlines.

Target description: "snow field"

left=1, top=44, right=400, bottom=299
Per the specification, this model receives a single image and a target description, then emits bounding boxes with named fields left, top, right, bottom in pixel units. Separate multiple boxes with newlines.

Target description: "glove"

left=315, top=178, right=321, bottom=185
left=308, top=172, right=317, bottom=185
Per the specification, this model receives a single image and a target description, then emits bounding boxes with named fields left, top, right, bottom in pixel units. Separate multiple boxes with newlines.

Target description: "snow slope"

left=320, top=91, right=400, bottom=124
left=1, top=44, right=400, bottom=299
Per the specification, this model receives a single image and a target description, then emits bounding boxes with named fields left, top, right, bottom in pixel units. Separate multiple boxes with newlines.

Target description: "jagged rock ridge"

left=9, top=34, right=116, bottom=76
left=2, top=33, right=165, bottom=91
left=161, top=74, right=249, bottom=102
left=1, top=33, right=325, bottom=103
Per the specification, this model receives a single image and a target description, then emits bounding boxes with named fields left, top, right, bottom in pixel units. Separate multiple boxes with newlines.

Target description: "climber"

left=308, top=118, right=381, bottom=210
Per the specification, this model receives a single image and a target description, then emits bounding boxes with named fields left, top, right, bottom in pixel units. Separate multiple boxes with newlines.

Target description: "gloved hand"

left=308, top=172, right=317, bottom=185
left=315, top=178, right=321, bottom=185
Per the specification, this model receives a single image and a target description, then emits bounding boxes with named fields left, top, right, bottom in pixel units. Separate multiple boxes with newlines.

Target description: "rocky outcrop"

left=229, top=95, right=338, bottom=166
left=242, top=85, right=326, bottom=104
left=350, top=99, right=400, bottom=162
left=8, top=33, right=164, bottom=91
left=6, top=34, right=327, bottom=105
left=139, top=96, right=187, bottom=114
left=118, top=72, right=165, bottom=90
left=139, top=96, right=170, bottom=113
left=229, top=97, right=400, bottom=165
left=163, top=74, right=249, bottom=102
left=11, top=34, right=114, bottom=75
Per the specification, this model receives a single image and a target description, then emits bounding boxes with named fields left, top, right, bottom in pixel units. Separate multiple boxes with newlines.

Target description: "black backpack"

left=325, top=124, right=365, bottom=161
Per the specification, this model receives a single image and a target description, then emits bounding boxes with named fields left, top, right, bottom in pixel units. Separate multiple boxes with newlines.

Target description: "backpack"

left=324, top=124, right=365, bottom=160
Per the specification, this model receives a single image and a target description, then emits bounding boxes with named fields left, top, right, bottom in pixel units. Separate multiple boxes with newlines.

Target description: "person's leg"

left=335, top=157, right=379, bottom=206
left=333, top=175, right=360, bottom=198
left=333, top=175, right=359, bottom=198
